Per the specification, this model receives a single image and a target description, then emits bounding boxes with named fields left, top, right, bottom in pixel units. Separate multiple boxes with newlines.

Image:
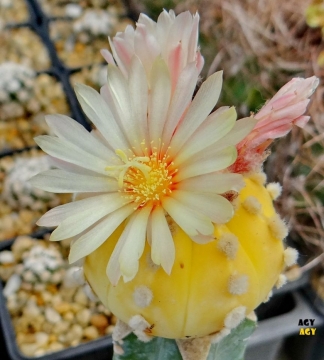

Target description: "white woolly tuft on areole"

left=128, top=315, right=153, bottom=343
left=228, top=274, right=249, bottom=295
left=242, top=196, right=262, bottom=215
left=267, top=214, right=288, bottom=239
left=133, top=285, right=153, bottom=308
left=128, top=315, right=150, bottom=331
left=263, top=290, right=273, bottom=303
left=112, top=319, right=132, bottom=342
left=276, top=274, right=287, bottom=289
left=284, top=247, right=298, bottom=267
left=266, top=182, right=282, bottom=200
left=224, top=306, right=246, bottom=329
left=217, top=233, right=239, bottom=259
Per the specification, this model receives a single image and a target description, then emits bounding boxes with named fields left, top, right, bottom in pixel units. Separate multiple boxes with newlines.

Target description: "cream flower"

left=31, top=37, right=256, bottom=286
left=101, top=10, right=204, bottom=90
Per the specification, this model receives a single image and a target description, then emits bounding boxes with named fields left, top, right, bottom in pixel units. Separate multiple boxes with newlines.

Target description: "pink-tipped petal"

left=232, top=76, right=319, bottom=174
left=168, top=43, right=183, bottom=92
left=100, top=49, right=116, bottom=65
left=128, top=56, right=149, bottom=146
left=148, top=58, right=172, bottom=144
left=161, top=62, right=199, bottom=150
left=134, top=23, right=160, bottom=76
left=187, top=12, right=199, bottom=63
left=169, top=71, right=223, bottom=156
left=113, top=37, right=134, bottom=71
left=294, top=115, right=310, bottom=128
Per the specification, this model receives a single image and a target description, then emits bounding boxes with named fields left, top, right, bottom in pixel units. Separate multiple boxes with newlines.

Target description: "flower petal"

left=75, top=83, right=129, bottom=150
left=161, top=62, right=199, bottom=150
left=48, top=157, right=100, bottom=176
left=168, top=43, right=183, bottom=92
left=294, top=115, right=310, bottom=128
left=50, top=193, right=130, bottom=241
left=172, top=190, right=233, bottom=224
left=148, top=58, right=172, bottom=144
left=107, top=206, right=152, bottom=284
left=174, top=146, right=237, bottom=182
left=112, top=37, right=133, bottom=72
left=187, top=12, right=199, bottom=62
left=167, top=11, right=193, bottom=65
left=156, top=10, right=174, bottom=54
left=100, top=84, right=123, bottom=129
left=150, top=206, right=175, bottom=274
left=37, top=193, right=115, bottom=227
left=108, top=37, right=128, bottom=77
left=173, top=106, right=236, bottom=166
left=250, top=124, right=292, bottom=147
left=30, top=169, right=117, bottom=193
left=162, top=196, right=214, bottom=239
left=34, top=135, right=109, bottom=176
left=169, top=71, right=223, bottom=155
left=107, top=64, right=145, bottom=153
left=128, top=56, right=149, bottom=146
left=100, top=48, right=116, bottom=65
left=255, top=100, right=310, bottom=129
left=179, top=173, right=245, bottom=194
left=69, top=204, right=134, bottom=263
left=138, top=13, right=157, bottom=34
left=134, top=23, right=160, bottom=76
left=217, top=117, right=257, bottom=151
left=118, top=205, right=152, bottom=282
left=45, top=114, right=114, bottom=161
left=106, top=219, right=132, bottom=285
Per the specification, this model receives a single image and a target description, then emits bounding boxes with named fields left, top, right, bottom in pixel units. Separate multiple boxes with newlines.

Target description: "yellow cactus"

left=84, top=174, right=285, bottom=339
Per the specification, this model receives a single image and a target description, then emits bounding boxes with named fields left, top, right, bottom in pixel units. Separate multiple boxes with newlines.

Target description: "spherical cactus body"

left=84, top=173, right=285, bottom=339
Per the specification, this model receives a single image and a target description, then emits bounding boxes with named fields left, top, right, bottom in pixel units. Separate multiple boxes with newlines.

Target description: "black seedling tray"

left=0, top=0, right=139, bottom=140
left=0, top=238, right=114, bottom=360
left=0, top=0, right=123, bottom=347
left=1, top=0, right=92, bottom=141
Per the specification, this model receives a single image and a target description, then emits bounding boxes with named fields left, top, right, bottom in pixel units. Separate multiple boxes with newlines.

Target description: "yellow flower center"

left=107, top=149, right=177, bottom=208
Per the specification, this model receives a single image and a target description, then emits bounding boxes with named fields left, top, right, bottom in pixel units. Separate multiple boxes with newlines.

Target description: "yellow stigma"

left=107, top=149, right=175, bottom=208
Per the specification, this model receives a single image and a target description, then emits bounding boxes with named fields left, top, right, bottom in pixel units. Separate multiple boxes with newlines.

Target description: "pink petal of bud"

left=231, top=76, right=319, bottom=174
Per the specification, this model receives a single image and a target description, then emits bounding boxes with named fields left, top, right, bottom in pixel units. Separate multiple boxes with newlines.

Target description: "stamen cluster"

left=122, top=151, right=175, bottom=208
